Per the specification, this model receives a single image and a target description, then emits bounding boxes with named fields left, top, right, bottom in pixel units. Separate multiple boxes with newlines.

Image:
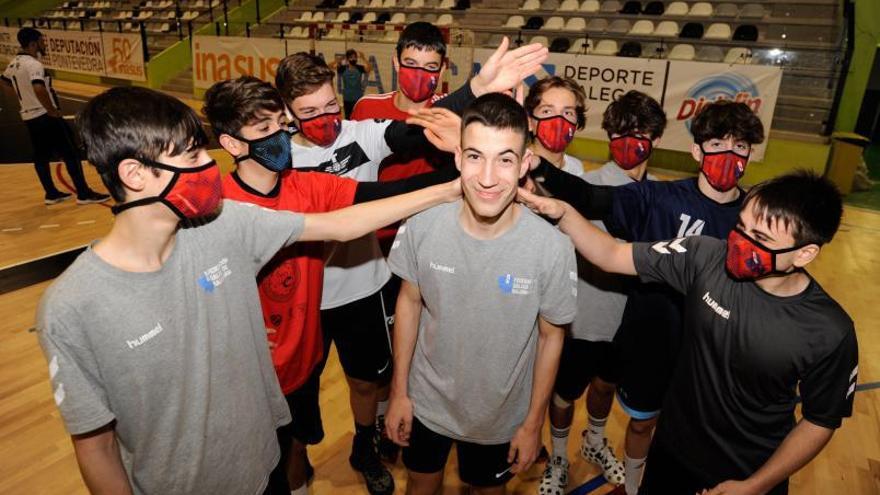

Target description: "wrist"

left=520, top=417, right=543, bottom=433
left=469, top=77, right=486, bottom=97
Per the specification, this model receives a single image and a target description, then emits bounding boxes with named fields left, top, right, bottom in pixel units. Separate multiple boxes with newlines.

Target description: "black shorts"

left=554, top=337, right=620, bottom=402
left=277, top=362, right=325, bottom=456
left=402, top=417, right=514, bottom=487
left=320, top=278, right=398, bottom=383
left=613, top=284, right=684, bottom=420
left=639, top=438, right=788, bottom=495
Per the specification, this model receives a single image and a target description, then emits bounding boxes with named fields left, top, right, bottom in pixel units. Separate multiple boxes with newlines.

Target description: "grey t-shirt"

left=388, top=201, right=577, bottom=444
left=566, top=161, right=656, bottom=341
left=36, top=200, right=304, bottom=495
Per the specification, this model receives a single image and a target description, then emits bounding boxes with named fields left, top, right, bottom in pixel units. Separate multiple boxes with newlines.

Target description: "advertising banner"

left=192, top=35, right=286, bottom=89
left=102, top=32, right=146, bottom=81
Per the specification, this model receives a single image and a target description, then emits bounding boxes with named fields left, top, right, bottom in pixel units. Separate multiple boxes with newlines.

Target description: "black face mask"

left=232, top=129, right=292, bottom=172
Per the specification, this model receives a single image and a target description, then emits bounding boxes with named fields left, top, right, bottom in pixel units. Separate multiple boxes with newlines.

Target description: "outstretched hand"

left=405, top=107, right=462, bottom=153
left=472, top=37, right=549, bottom=96
left=517, top=187, right=567, bottom=220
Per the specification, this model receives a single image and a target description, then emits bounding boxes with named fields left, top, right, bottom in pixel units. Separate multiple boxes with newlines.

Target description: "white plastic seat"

left=586, top=17, right=607, bottom=32
left=522, top=0, right=540, bottom=10
left=593, top=39, right=618, bottom=55
left=696, top=46, right=724, bottom=62
left=343, top=0, right=357, bottom=6
left=436, top=14, right=453, bottom=25
left=599, top=0, right=620, bottom=13
left=568, top=37, right=591, bottom=53
left=665, top=1, right=688, bottom=16
left=336, top=12, right=351, bottom=22
left=654, top=20, right=678, bottom=37
left=668, top=43, right=695, bottom=60
left=739, top=3, right=765, bottom=19
left=724, top=47, right=752, bottom=64
left=704, top=23, right=731, bottom=40
left=629, top=20, right=654, bottom=35
left=607, top=19, right=630, bottom=34
left=368, top=0, right=382, bottom=7
left=311, top=12, right=325, bottom=21
left=505, top=15, right=525, bottom=28
left=529, top=35, right=550, bottom=46
left=714, top=3, right=738, bottom=17
left=545, top=16, right=565, bottom=30
left=361, top=12, right=377, bottom=22
left=389, top=13, right=405, bottom=23
left=383, top=30, right=399, bottom=41
left=688, top=2, right=712, bottom=17
left=559, top=0, right=579, bottom=11
left=564, top=17, right=585, bottom=31
left=407, top=0, right=424, bottom=8
left=542, top=0, right=560, bottom=10
left=324, top=28, right=345, bottom=39
left=579, top=0, right=599, bottom=12
left=298, top=11, right=313, bottom=21
left=383, top=0, right=396, bottom=7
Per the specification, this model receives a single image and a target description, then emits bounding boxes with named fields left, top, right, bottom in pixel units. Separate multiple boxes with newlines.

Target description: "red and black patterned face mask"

left=533, top=115, right=577, bottom=153
left=725, top=227, right=804, bottom=280
left=700, top=146, right=749, bottom=192
left=609, top=135, right=653, bottom=170
left=111, top=159, right=222, bottom=221
left=397, top=62, right=440, bottom=103
left=295, top=111, right=342, bottom=147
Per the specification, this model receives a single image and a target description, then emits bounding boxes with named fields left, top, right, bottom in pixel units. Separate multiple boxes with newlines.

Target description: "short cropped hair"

left=691, top=100, right=764, bottom=146
left=461, top=93, right=531, bottom=151
left=744, top=170, right=842, bottom=246
left=77, top=87, right=209, bottom=202
left=524, top=76, right=587, bottom=130
left=275, top=52, right=335, bottom=103
left=602, top=90, right=667, bottom=139
left=17, top=27, right=42, bottom=48
left=396, top=22, right=447, bottom=59
left=203, top=76, right=285, bottom=139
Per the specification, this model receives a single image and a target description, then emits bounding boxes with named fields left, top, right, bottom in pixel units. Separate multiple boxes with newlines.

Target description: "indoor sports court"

left=0, top=0, right=878, bottom=494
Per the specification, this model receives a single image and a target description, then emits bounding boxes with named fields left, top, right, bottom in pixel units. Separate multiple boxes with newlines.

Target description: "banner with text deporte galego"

left=662, top=60, right=782, bottom=162
left=0, top=26, right=145, bottom=81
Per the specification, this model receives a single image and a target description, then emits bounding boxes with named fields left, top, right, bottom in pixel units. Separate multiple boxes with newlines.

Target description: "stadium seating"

left=668, top=43, right=695, bottom=60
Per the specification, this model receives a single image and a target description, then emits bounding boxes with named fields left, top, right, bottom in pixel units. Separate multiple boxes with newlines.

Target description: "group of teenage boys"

left=16, top=18, right=858, bottom=495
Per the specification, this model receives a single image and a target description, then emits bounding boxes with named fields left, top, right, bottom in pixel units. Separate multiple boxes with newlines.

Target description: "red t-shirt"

left=222, top=170, right=357, bottom=393
left=350, top=91, right=445, bottom=251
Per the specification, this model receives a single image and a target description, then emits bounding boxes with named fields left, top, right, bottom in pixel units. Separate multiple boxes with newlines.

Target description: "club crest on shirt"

left=498, top=274, right=534, bottom=295
left=316, top=141, right=371, bottom=176
left=198, top=258, right=232, bottom=293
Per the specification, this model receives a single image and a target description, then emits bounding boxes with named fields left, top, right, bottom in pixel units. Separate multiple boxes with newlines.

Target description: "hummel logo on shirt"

left=126, top=322, right=165, bottom=349
left=652, top=238, right=687, bottom=254
left=429, top=261, right=455, bottom=274
left=702, top=291, right=731, bottom=320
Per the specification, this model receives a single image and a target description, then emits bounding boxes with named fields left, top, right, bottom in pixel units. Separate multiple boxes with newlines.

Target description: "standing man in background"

left=333, top=49, right=371, bottom=118
left=0, top=27, right=109, bottom=205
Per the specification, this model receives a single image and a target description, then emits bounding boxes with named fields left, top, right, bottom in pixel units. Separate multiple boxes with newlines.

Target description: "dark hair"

left=203, top=76, right=284, bottom=139
left=461, top=93, right=531, bottom=150
left=744, top=170, right=842, bottom=246
left=17, top=27, right=42, bottom=48
left=345, top=49, right=357, bottom=59
left=524, top=76, right=587, bottom=130
left=275, top=52, right=335, bottom=103
left=691, top=100, right=764, bottom=146
left=77, top=87, right=209, bottom=202
left=396, top=22, right=447, bottom=59
left=602, top=90, right=667, bottom=139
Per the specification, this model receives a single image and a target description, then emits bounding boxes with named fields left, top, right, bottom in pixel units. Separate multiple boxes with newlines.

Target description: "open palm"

left=473, top=37, right=549, bottom=95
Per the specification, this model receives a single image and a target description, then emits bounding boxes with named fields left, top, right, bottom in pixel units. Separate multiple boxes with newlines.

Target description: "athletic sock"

left=290, top=484, right=308, bottom=495
left=586, top=413, right=608, bottom=448
left=550, top=424, right=570, bottom=461
left=353, top=422, right=376, bottom=453
left=624, top=454, right=646, bottom=495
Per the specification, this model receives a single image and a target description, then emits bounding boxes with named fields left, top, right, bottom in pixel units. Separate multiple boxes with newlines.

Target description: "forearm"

left=522, top=321, right=565, bottom=430
left=531, top=157, right=612, bottom=219
left=72, top=428, right=134, bottom=495
left=431, top=78, right=477, bottom=115
left=33, top=84, right=58, bottom=115
left=353, top=166, right=459, bottom=203
left=300, top=181, right=454, bottom=242
left=384, top=120, right=436, bottom=156
left=390, top=287, right=421, bottom=398
left=744, top=420, right=834, bottom=493
left=558, top=202, right=636, bottom=276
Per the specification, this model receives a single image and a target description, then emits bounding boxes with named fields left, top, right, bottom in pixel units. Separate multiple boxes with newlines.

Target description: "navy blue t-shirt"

left=605, top=177, right=743, bottom=243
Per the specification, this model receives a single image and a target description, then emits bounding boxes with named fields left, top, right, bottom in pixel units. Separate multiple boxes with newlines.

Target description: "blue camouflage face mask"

left=233, top=129, right=292, bottom=172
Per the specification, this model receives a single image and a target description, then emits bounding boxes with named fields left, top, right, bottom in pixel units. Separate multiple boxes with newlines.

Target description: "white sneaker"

left=580, top=435, right=625, bottom=485
left=538, top=456, right=569, bottom=495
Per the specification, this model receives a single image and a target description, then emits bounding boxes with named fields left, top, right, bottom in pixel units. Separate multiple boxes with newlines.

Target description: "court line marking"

left=54, top=164, right=112, bottom=209
left=39, top=224, right=60, bottom=229
left=76, top=220, right=96, bottom=225
left=567, top=381, right=880, bottom=495
left=2, top=227, right=23, bottom=232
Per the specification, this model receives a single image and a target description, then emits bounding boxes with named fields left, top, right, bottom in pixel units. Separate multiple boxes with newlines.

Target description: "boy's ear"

left=454, top=145, right=462, bottom=172
left=793, top=244, right=820, bottom=269
left=519, top=148, right=534, bottom=179
left=218, top=134, right=244, bottom=157
left=391, top=55, right=399, bottom=72
left=117, top=158, right=151, bottom=195
left=691, top=143, right=703, bottom=163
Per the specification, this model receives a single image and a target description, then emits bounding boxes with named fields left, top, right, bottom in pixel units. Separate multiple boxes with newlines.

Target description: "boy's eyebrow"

left=499, top=149, right=521, bottom=159
left=463, top=147, right=482, bottom=154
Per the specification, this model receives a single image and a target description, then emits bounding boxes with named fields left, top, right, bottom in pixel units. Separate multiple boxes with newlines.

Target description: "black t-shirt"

left=633, top=236, right=858, bottom=482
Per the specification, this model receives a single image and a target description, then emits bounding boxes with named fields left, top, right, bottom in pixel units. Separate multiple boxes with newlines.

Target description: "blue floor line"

left=567, top=474, right=607, bottom=495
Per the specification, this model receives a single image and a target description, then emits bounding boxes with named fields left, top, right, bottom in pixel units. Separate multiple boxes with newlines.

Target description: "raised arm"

left=530, top=156, right=613, bottom=220
left=299, top=179, right=460, bottom=242
left=352, top=165, right=459, bottom=203
left=384, top=279, right=422, bottom=446
left=518, top=187, right=636, bottom=276
left=509, top=316, right=565, bottom=474
left=72, top=423, right=134, bottom=495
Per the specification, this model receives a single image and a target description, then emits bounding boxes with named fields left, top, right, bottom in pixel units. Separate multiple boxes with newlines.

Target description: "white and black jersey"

left=632, top=235, right=858, bottom=482
left=2, top=54, right=60, bottom=120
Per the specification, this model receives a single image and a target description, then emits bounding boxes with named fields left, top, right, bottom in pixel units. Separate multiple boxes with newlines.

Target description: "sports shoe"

left=538, top=455, right=569, bottom=495
left=76, top=191, right=111, bottom=205
left=350, top=436, right=395, bottom=495
left=375, top=415, right=400, bottom=463
left=45, top=191, right=72, bottom=205
left=580, top=434, right=625, bottom=485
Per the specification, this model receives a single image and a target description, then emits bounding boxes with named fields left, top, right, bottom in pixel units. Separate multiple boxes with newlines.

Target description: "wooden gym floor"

left=0, top=158, right=878, bottom=494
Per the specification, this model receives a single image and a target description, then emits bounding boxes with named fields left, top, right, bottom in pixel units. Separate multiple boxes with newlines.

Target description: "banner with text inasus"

left=0, top=27, right=146, bottom=80
left=192, top=35, right=286, bottom=89
left=662, top=60, right=781, bottom=161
